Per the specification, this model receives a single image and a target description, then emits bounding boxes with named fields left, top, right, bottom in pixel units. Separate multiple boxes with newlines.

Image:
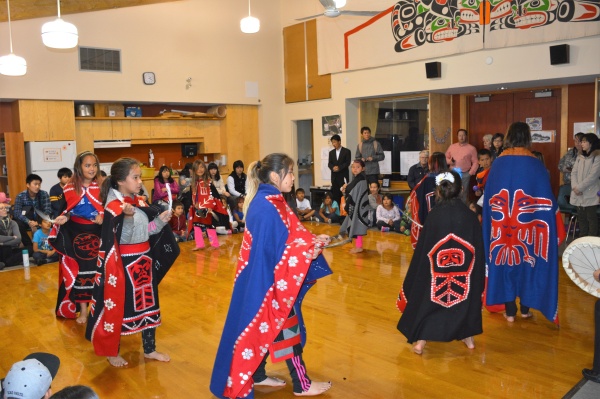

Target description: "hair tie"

left=79, top=151, right=93, bottom=159
left=435, top=172, right=455, bottom=186
left=256, top=161, right=262, bottom=169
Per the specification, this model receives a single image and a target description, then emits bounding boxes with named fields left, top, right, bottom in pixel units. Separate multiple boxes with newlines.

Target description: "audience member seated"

left=153, top=165, right=180, bottom=211
left=226, top=160, right=247, bottom=210
left=232, top=196, right=245, bottom=231
left=1, top=352, right=60, bottom=399
left=295, top=188, right=315, bottom=221
left=407, top=150, right=429, bottom=189
left=376, top=193, right=402, bottom=232
left=169, top=200, right=188, bottom=242
left=0, top=199, right=23, bottom=270
left=32, top=219, right=59, bottom=266
left=49, top=167, right=72, bottom=218
left=367, top=181, right=382, bottom=227
left=178, top=163, right=193, bottom=214
left=13, top=174, right=52, bottom=250
left=317, top=192, right=340, bottom=224
left=49, top=385, right=99, bottom=399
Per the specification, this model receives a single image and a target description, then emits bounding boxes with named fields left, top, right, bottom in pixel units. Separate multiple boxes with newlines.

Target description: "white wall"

left=0, top=0, right=285, bottom=156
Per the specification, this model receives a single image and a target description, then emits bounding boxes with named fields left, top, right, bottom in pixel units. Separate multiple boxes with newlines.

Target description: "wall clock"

left=143, top=72, right=156, bottom=85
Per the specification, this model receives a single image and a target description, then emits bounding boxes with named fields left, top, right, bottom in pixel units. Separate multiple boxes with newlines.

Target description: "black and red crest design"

left=428, top=233, right=475, bottom=308
left=125, top=255, right=155, bottom=312
left=73, top=233, right=100, bottom=260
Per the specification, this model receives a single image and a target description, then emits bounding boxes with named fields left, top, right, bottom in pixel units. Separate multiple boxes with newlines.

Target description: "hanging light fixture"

left=334, top=0, right=347, bottom=7
left=0, top=0, right=27, bottom=76
left=240, top=0, right=260, bottom=34
left=41, top=0, right=78, bottom=49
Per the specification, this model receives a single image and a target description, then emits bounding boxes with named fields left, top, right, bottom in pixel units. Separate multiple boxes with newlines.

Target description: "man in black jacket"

left=407, top=150, right=429, bottom=190
left=328, top=134, right=351, bottom=205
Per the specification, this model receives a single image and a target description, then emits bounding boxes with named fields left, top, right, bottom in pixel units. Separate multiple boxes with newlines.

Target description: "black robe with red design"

left=397, top=198, right=485, bottom=344
left=85, top=194, right=179, bottom=356
left=49, top=181, right=104, bottom=318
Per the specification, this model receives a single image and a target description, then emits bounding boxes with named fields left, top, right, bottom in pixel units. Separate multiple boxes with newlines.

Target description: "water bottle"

left=22, top=249, right=30, bottom=280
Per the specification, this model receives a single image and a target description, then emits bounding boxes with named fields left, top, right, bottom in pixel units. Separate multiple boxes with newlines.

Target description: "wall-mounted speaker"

left=425, top=62, right=441, bottom=79
left=550, top=44, right=569, bottom=65
left=181, top=143, right=198, bottom=157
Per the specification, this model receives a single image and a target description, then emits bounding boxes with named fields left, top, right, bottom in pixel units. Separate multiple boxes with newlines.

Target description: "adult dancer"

left=210, top=153, right=332, bottom=398
left=86, top=157, right=179, bottom=367
left=51, top=151, right=104, bottom=324
left=397, top=171, right=485, bottom=354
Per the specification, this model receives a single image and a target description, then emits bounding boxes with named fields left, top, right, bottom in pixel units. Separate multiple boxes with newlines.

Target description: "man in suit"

left=328, top=134, right=351, bottom=205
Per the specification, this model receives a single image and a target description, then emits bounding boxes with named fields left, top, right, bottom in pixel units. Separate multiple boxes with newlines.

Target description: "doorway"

left=294, top=119, right=314, bottom=200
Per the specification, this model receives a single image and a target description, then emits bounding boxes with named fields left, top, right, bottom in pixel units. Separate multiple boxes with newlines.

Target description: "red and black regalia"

left=210, top=184, right=332, bottom=399
left=187, top=178, right=229, bottom=236
left=49, top=181, right=103, bottom=319
left=339, top=173, right=370, bottom=238
left=85, top=192, right=179, bottom=356
left=409, top=173, right=439, bottom=249
left=397, top=197, right=485, bottom=344
left=482, top=148, right=565, bottom=324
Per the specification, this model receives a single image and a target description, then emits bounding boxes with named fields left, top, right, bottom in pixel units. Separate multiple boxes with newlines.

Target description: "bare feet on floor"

left=504, top=313, right=515, bottom=322
left=255, top=376, right=287, bottom=387
left=192, top=246, right=204, bottom=251
left=294, top=381, right=332, bottom=396
left=521, top=312, right=533, bottom=319
left=349, top=247, right=363, bottom=254
left=107, top=356, right=128, bottom=367
left=144, top=351, right=171, bottom=362
left=413, top=340, right=426, bottom=355
left=462, top=336, right=475, bottom=349
left=76, top=304, right=88, bottom=324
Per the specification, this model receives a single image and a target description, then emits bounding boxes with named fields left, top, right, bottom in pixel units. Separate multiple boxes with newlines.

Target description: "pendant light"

left=334, top=0, right=347, bottom=7
left=240, top=0, right=260, bottom=34
left=41, top=0, right=79, bottom=49
left=0, top=0, right=27, bottom=76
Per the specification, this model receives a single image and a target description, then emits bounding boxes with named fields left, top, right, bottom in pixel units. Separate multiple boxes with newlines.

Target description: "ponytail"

left=243, top=153, right=294, bottom=216
left=243, top=161, right=261, bottom=216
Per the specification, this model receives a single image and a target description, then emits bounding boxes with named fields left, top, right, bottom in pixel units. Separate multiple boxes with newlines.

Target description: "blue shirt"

left=33, top=229, right=52, bottom=251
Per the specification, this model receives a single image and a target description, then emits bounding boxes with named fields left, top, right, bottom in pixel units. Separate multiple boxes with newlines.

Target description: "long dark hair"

left=156, top=165, right=174, bottom=184
left=244, top=153, right=295, bottom=215
left=504, top=122, right=531, bottom=149
left=429, top=152, right=448, bottom=173
left=582, top=133, right=600, bottom=157
left=72, top=151, right=102, bottom=195
left=207, top=162, right=221, bottom=181
left=100, top=157, right=140, bottom=204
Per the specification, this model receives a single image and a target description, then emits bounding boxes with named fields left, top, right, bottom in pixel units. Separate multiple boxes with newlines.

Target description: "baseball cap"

left=2, top=353, right=60, bottom=399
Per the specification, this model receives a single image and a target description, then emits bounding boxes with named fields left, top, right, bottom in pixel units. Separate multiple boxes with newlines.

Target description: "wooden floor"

left=0, top=222, right=596, bottom=398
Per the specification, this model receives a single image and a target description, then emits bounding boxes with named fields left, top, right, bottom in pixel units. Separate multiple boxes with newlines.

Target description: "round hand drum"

left=562, top=236, right=600, bottom=298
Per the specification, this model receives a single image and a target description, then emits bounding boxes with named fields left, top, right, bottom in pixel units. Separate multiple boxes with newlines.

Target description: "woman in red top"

left=50, top=151, right=104, bottom=324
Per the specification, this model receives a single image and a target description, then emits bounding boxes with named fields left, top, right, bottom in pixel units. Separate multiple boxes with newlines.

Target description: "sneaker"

left=381, top=227, right=390, bottom=232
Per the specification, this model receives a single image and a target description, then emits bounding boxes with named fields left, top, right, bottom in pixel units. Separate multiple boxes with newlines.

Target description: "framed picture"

left=382, top=178, right=391, bottom=188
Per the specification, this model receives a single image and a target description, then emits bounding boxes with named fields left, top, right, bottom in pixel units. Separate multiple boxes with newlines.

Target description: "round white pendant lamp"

left=0, top=0, right=26, bottom=76
left=240, top=0, right=260, bottom=34
left=334, top=0, right=347, bottom=8
left=42, top=0, right=79, bottom=49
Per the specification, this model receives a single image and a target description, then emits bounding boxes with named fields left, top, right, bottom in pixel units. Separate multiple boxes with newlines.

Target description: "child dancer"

left=187, top=160, right=229, bottom=249
left=86, top=157, right=179, bottom=367
left=339, top=160, right=370, bottom=254
left=51, top=151, right=104, bottom=324
left=211, top=153, right=332, bottom=398
left=397, top=171, right=485, bottom=355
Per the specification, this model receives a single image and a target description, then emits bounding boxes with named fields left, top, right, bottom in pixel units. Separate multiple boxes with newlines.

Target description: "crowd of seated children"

left=169, top=200, right=188, bottom=242
left=376, top=193, right=402, bottom=232
left=317, top=192, right=340, bottom=224
left=296, top=188, right=315, bottom=221
left=32, top=218, right=59, bottom=265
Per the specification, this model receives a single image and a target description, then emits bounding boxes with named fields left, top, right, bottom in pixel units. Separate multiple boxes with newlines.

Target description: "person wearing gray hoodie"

left=355, top=126, right=385, bottom=184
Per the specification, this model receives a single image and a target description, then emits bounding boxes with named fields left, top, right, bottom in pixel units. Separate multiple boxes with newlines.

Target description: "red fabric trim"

left=119, top=242, right=150, bottom=255
left=270, top=335, right=302, bottom=362
left=63, top=182, right=104, bottom=215
left=344, top=6, right=394, bottom=69
left=70, top=215, right=94, bottom=225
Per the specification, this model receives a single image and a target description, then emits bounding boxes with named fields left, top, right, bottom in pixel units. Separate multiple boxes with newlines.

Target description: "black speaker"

left=425, top=62, right=441, bottom=79
left=550, top=44, right=569, bottom=65
left=181, top=143, right=198, bottom=157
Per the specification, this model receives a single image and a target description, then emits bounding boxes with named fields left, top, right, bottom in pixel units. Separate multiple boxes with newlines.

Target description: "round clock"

left=143, top=72, right=155, bottom=85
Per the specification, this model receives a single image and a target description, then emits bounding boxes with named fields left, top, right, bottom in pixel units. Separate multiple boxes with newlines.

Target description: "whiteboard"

left=400, top=151, right=420, bottom=175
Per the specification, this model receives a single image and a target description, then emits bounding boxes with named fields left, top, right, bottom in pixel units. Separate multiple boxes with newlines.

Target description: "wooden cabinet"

left=220, top=105, right=259, bottom=168
left=283, top=20, right=331, bottom=103
left=12, top=100, right=75, bottom=141
left=0, top=132, right=26, bottom=201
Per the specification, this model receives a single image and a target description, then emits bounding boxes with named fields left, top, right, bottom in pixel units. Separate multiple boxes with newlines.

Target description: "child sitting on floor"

left=317, top=192, right=340, bottom=224
left=376, top=193, right=402, bottom=232
left=295, top=188, right=315, bottom=221
left=232, top=197, right=245, bottom=232
left=32, top=218, right=59, bottom=265
left=169, top=200, right=188, bottom=242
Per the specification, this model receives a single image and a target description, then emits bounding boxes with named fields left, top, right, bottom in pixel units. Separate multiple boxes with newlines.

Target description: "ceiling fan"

left=296, top=0, right=380, bottom=21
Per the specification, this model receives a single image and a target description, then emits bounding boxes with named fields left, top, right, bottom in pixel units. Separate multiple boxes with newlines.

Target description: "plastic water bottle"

left=22, top=249, right=30, bottom=280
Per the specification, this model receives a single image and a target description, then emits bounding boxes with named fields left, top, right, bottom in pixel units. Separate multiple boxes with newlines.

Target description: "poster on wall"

left=322, top=115, right=342, bottom=136
left=531, top=130, right=555, bottom=143
left=526, top=117, right=542, bottom=131
left=574, top=122, right=595, bottom=135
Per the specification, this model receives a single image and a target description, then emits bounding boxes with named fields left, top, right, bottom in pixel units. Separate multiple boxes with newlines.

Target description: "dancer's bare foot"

left=413, top=340, right=426, bottom=355
left=521, top=312, right=533, bottom=319
left=107, top=356, right=128, bottom=367
left=462, top=336, right=475, bottom=349
left=255, top=376, right=287, bottom=387
left=349, top=247, right=363, bottom=254
left=76, top=303, right=88, bottom=324
left=192, top=246, right=204, bottom=251
left=144, top=351, right=171, bottom=362
left=294, top=381, right=332, bottom=396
